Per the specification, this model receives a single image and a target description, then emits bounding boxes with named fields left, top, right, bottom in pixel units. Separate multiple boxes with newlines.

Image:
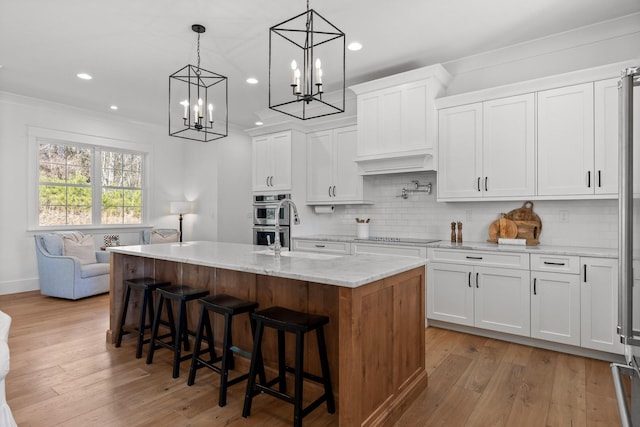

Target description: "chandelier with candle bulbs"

left=169, top=24, right=228, bottom=142
left=269, top=0, right=345, bottom=120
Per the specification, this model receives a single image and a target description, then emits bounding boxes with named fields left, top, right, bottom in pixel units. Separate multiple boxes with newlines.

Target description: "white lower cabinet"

left=530, top=266, right=581, bottom=346
left=581, top=257, right=623, bottom=354
left=427, top=249, right=530, bottom=337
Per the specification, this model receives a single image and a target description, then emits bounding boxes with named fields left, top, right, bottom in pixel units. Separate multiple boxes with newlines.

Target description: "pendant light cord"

left=196, top=32, right=201, bottom=76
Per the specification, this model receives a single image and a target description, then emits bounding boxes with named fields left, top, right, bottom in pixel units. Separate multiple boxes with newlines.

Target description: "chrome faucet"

left=273, top=198, right=300, bottom=257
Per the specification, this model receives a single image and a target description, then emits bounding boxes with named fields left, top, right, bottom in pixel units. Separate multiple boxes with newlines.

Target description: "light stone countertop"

left=108, top=241, right=426, bottom=288
left=293, top=235, right=637, bottom=259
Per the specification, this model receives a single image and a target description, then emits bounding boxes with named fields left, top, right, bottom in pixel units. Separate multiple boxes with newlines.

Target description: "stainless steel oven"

left=252, top=225, right=290, bottom=248
left=253, top=193, right=291, bottom=226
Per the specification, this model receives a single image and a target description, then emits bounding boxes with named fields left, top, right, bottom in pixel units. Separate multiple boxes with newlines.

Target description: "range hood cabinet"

left=350, top=64, right=451, bottom=175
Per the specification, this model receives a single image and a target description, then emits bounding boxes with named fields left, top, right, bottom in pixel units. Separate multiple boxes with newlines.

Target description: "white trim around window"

left=27, top=126, right=153, bottom=231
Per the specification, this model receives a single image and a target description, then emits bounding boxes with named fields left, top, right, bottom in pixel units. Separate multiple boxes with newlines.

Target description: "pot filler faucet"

left=273, top=198, right=300, bottom=257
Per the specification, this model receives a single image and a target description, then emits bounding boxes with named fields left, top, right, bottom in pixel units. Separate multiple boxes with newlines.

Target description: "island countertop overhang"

left=108, top=241, right=425, bottom=288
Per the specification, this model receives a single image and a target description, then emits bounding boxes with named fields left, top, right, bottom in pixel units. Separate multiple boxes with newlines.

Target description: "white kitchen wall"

left=295, top=171, right=635, bottom=250
left=0, top=92, right=190, bottom=295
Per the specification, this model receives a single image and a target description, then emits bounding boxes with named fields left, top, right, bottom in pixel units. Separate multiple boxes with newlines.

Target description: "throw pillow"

left=150, top=230, right=179, bottom=244
left=62, top=234, right=97, bottom=265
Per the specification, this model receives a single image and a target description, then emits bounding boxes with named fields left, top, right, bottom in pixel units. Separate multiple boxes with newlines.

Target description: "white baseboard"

left=0, top=277, right=39, bottom=295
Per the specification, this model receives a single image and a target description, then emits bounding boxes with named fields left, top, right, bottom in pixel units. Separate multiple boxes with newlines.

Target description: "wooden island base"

left=109, top=252, right=427, bottom=426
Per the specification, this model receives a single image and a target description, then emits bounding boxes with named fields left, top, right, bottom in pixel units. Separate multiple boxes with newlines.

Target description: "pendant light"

left=169, top=24, right=228, bottom=142
left=269, top=0, right=345, bottom=120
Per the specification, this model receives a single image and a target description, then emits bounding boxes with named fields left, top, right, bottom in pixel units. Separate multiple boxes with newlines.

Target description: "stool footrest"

left=229, top=345, right=251, bottom=359
left=284, top=366, right=325, bottom=385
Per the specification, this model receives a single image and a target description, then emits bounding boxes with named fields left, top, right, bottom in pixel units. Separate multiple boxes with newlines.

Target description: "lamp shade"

left=170, top=201, right=195, bottom=215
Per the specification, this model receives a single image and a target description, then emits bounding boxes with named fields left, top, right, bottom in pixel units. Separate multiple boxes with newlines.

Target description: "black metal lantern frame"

left=169, top=25, right=228, bottom=142
left=269, top=2, right=345, bottom=120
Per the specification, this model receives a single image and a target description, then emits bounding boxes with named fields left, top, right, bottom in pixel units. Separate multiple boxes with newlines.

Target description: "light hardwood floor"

left=1, top=291, right=625, bottom=426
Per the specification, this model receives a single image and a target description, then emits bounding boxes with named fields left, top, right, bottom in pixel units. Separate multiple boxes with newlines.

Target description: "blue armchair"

left=34, top=232, right=110, bottom=300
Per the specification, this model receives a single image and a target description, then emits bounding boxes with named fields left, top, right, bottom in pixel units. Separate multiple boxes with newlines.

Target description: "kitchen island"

left=108, top=241, right=427, bottom=427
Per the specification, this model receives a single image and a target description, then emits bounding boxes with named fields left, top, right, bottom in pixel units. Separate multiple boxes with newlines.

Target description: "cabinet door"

left=437, top=103, right=483, bottom=198
left=427, top=263, right=474, bottom=326
left=594, top=79, right=619, bottom=195
left=538, top=83, right=594, bottom=196
left=333, top=126, right=361, bottom=201
left=474, top=266, right=530, bottom=336
left=252, top=136, right=272, bottom=191
left=307, top=130, right=334, bottom=202
left=595, top=78, right=640, bottom=196
left=483, top=94, right=535, bottom=197
left=530, top=272, right=580, bottom=345
left=269, top=132, right=292, bottom=191
left=581, top=257, right=623, bottom=354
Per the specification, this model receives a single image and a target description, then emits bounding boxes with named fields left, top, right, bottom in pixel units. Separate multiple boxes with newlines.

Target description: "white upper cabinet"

left=438, top=103, right=483, bottom=198
left=252, top=131, right=292, bottom=193
left=306, top=125, right=364, bottom=204
left=594, top=77, right=640, bottom=196
left=537, top=83, right=594, bottom=196
left=438, top=94, right=535, bottom=200
left=350, top=65, right=451, bottom=175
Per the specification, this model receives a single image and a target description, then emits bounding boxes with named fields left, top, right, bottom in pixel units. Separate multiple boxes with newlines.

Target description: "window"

left=29, top=127, right=149, bottom=229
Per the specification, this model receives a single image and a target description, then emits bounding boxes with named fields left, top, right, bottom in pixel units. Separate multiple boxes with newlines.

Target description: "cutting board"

left=504, top=201, right=542, bottom=245
left=487, top=214, right=518, bottom=242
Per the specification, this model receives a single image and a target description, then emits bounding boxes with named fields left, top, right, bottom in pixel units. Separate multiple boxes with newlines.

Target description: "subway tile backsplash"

left=305, top=171, right=636, bottom=249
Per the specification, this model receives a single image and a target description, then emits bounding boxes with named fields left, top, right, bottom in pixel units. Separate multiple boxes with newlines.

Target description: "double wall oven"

left=252, top=193, right=291, bottom=248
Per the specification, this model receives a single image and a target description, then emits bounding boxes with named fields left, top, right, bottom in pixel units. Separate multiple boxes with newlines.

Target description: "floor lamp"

left=170, top=201, right=195, bottom=242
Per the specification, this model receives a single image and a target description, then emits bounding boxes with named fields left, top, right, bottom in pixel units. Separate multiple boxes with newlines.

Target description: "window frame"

left=28, top=126, right=152, bottom=231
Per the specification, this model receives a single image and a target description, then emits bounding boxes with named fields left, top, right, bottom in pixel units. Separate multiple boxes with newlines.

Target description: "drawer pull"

left=466, top=256, right=483, bottom=260
left=314, top=244, right=326, bottom=248
left=543, top=261, right=566, bottom=266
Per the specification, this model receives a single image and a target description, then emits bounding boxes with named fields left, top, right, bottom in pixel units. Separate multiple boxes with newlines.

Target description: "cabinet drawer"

left=531, top=254, right=580, bottom=274
left=427, top=249, right=529, bottom=269
left=353, top=243, right=427, bottom=258
left=292, top=239, right=351, bottom=255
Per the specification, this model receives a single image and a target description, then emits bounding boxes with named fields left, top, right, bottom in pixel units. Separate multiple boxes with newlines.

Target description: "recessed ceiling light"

left=77, top=73, right=92, bottom=80
left=110, top=105, right=118, bottom=110
left=255, top=121, right=263, bottom=126
left=348, top=42, right=362, bottom=51
left=246, top=77, right=259, bottom=85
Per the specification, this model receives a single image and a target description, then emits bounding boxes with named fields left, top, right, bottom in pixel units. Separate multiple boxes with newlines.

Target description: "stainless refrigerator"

left=612, top=66, right=640, bottom=427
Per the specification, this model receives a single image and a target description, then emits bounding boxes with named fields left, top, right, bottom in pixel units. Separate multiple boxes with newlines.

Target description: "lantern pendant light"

left=169, top=24, right=228, bottom=142
left=269, top=0, right=345, bottom=120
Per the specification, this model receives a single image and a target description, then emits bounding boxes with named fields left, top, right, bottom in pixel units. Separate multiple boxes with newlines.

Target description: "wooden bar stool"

left=146, top=284, right=210, bottom=378
left=187, top=294, right=265, bottom=407
left=115, top=277, right=171, bottom=358
left=242, top=306, right=335, bottom=427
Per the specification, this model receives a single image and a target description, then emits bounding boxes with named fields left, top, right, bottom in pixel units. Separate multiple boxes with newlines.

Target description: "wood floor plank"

left=546, top=352, right=587, bottom=426
left=505, top=348, right=557, bottom=426
left=0, top=292, right=625, bottom=426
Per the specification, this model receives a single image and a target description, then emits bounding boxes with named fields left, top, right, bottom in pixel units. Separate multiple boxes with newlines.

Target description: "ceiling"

left=1, top=0, right=639, bottom=132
